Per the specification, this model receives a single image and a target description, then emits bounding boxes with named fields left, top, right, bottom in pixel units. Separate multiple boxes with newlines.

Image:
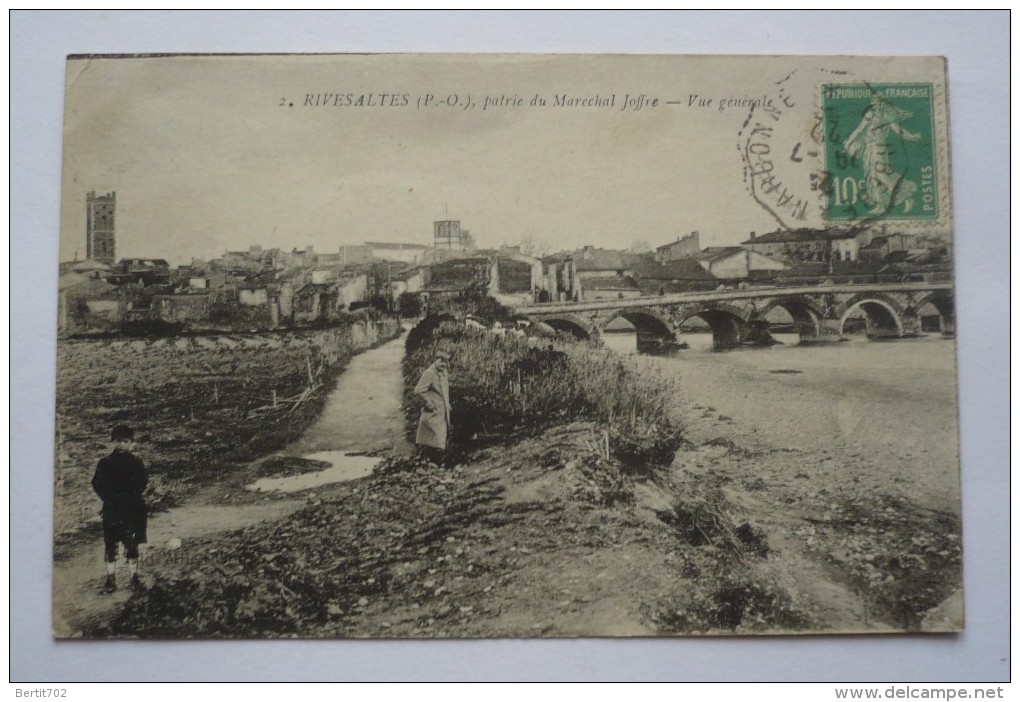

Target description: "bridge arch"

left=673, top=302, right=754, bottom=349
left=910, top=291, right=955, bottom=334
left=675, top=302, right=752, bottom=324
left=600, top=307, right=679, bottom=354
left=755, top=297, right=825, bottom=341
left=837, top=294, right=905, bottom=338
left=600, top=307, right=676, bottom=340
left=405, top=312, right=462, bottom=354
left=529, top=314, right=593, bottom=340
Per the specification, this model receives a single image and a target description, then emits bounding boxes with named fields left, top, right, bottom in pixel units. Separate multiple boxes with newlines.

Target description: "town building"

left=426, top=256, right=491, bottom=292
left=340, top=245, right=375, bottom=264
left=336, top=273, right=370, bottom=310
left=540, top=246, right=646, bottom=302
left=632, top=257, right=718, bottom=295
left=654, top=231, right=701, bottom=263
left=109, top=258, right=171, bottom=286
left=856, top=233, right=933, bottom=264
left=388, top=267, right=426, bottom=309
left=365, top=241, right=430, bottom=264
left=292, top=284, right=337, bottom=323
left=312, top=246, right=376, bottom=265
left=57, top=273, right=118, bottom=333
left=288, top=246, right=319, bottom=267
left=62, top=259, right=114, bottom=278
left=152, top=292, right=211, bottom=324
left=488, top=250, right=544, bottom=306
left=580, top=275, right=643, bottom=301
left=690, top=247, right=787, bottom=281
left=741, top=228, right=872, bottom=264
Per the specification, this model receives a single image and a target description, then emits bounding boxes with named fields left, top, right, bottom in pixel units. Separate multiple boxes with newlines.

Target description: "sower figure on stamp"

left=414, top=349, right=451, bottom=466
left=843, top=98, right=922, bottom=215
left=92, top=424, right=148, bottom=594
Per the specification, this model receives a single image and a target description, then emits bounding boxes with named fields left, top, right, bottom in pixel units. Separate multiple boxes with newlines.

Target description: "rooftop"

left=432, top=257, right=492, bottom=267
left=633, top=258, right=717, bottom=282
left=742, top=228, right=861, bottom=245
left=390, top=267, right=424, bottom=282
left=364, top=241, right=430, bottom=250
left=69, top=259, right=114, bottom=273
left=58, top=274, right=115, bottom=293
left=690, top=246, right=745, bottom=262
left=423, top=281, right=486, bottom=293
left=294, top=283, right=334, bottom=295
left=574, top=249, right=644, bottom=272
left=581, top=276, right=641, bottom=291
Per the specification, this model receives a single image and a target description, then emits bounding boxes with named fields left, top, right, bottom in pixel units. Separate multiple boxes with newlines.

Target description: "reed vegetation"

left=403, top=322, right=686, bottom=471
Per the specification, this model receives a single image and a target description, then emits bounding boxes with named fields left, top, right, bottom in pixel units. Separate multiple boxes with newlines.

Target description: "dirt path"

left=52, top=335, right=410, bottom=638
left=52, top=498, right=303, bottom=637
left=284, top=334, right=411, bottom=456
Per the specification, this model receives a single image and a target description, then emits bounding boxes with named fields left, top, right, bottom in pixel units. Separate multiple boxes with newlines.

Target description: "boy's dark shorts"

left=102, top=511, right=146, bottom=562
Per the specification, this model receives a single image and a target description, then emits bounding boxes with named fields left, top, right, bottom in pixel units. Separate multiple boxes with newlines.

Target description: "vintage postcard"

left=54, top=54, right=960, bottom=639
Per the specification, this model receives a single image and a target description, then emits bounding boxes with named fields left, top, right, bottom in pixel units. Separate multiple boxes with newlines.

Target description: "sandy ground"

left=650, top=334, right=961, bottom=512
left=645, top=333, right=963, bottom=630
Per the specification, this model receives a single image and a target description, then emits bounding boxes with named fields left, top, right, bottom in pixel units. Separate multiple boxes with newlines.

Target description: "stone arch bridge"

left=512, top=282, right=955, bottom=349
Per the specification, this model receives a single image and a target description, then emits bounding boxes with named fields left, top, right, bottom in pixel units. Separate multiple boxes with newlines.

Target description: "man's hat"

left=110, top=425, right=135, bottom=441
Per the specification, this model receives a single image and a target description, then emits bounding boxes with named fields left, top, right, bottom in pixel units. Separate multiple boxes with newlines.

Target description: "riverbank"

left=649, top=333, right=961, bottom=511
left=87, top=324, right=961, bottom=637
left=649, top=334, right=963, bottom=630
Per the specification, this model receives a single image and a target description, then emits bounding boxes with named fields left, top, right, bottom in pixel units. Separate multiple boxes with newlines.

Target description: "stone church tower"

left=86, top=190, right=116, bottom=264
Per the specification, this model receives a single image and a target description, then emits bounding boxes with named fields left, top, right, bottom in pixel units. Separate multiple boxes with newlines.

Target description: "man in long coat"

left=414, top=349, right=451, bottom=462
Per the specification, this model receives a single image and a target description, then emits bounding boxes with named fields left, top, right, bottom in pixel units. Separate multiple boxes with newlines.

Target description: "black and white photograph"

left=46, top=51, right=972, bottom=641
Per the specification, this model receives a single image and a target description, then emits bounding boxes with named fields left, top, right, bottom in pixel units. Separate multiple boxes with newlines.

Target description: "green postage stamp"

left=822, top=83, right=938, bottom=222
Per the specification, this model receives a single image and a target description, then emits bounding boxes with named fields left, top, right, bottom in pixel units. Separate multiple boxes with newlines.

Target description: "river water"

left=606, top=329, right=961, bottom=512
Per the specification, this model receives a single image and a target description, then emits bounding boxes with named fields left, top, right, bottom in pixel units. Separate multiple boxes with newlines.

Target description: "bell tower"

left=86, top=191, right=116, bottom=264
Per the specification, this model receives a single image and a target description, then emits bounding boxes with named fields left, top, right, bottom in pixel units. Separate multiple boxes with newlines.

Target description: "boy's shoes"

left=130, top=574, right=143, bottom=591
left=100, top=575, right=117, bottom=595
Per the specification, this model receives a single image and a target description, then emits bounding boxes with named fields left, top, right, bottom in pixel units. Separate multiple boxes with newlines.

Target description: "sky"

left=60, top=53, right=951, bottom=265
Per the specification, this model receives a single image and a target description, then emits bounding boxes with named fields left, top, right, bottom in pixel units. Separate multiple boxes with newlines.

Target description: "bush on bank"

left=402, top=321, right=686, bottom=472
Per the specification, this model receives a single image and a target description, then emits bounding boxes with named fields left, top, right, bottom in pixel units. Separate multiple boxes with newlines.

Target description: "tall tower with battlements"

left=86, top=191, right=116, bottom=264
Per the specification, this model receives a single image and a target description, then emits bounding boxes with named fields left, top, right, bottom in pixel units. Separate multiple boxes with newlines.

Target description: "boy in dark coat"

left=92, top=425, right=148, bottom=593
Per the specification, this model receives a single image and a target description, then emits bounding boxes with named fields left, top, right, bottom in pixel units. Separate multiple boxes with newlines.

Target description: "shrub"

left=405, top=325, right=685, bottom=444
left=654, top=560, right=814, bottom=634
left=660, top=486, right=771, bottom=557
